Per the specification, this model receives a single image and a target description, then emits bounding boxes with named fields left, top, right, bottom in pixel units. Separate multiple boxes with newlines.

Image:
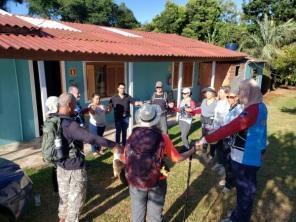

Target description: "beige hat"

left=135, top=103, right=162, bottom=127
left=182, top=87, right=191, bottom=94
left=155, top=81, right=163, bottom=88
left=45, top=96, right=59, bottom=115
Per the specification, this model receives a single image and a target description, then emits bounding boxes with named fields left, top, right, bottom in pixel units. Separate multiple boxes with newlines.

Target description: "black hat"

left=201, top=87, right=217, bottom=94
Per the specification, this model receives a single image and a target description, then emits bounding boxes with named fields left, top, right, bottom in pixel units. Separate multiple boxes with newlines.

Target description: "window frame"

left=171, top=62, right=195, bottom=90
left=83, top=61, right=125, bottom=102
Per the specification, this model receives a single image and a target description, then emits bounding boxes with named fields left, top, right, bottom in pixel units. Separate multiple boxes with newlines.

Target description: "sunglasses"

left=156, top=87, right=162, bottom=89
left=182, top=92, right=189, bottom=95
left=227, top=96, right=236, bottom=99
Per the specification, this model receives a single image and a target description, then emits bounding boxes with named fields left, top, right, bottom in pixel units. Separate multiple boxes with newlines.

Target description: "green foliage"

left=240, top=15, right=296, bottom=62
left=27, top=0, right=139, bottom=28
left=182, top=0, right=222, bottom=41
left=273, top=44, right=296, bottom=85
left=144, top=0, right=243, bottom=46
left=242, top=0, right=296, bottom=24
left=149, top=1, right=187, bottom=34
left=216, top=23, right=247, bottom=46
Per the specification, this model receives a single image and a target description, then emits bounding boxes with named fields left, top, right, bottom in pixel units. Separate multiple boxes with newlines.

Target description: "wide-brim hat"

left=135, top=103, right=162, bottom=127
left=201, top=87, right=217, bottom=94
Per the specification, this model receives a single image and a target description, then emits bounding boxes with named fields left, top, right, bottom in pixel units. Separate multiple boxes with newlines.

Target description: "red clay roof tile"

left=0, top=14, right=247, bottom=60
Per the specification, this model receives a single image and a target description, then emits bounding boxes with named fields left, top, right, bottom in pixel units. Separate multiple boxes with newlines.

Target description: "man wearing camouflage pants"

left=56, top=93, right=118, bottom=222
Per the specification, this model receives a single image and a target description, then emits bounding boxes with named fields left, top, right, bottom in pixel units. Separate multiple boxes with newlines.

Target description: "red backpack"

left=125, top=127, right=165, bottom=189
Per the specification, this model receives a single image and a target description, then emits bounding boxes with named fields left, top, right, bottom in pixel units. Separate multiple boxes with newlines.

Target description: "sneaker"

left=220, top=218, right=232, bottom=222
left=218, top=179, right=226, bottom=186
left=222, top=187, right=231, bottom=193
left=211, top=163, right=222, bottom=171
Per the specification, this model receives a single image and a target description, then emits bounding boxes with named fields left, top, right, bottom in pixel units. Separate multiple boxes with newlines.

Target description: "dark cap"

left=201, top=87, right=217, bottom=94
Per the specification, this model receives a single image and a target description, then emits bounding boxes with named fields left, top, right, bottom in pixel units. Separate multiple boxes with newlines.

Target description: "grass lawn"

left=20, top=88, right=296, bottom=222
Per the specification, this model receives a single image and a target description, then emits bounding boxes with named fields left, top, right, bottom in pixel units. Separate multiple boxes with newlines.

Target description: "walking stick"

left=183, top=141, right=195, bottom=222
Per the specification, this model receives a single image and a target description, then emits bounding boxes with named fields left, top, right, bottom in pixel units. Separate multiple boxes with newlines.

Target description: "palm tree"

left=240, top=14, right=296, bottom=62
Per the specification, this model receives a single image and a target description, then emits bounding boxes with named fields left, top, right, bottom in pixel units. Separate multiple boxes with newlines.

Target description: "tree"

left=182, top=0, right=222, bottom=41
left=240, top=14, right=296, bottom=62
left=149, top=1, right=186, bottom=34
left=242, top=0, right=296, bottom=24
left=273, top=44, right=296, bottom=85
left=115, top=3, right=140, bottom=29
left=27, top=0, right=139, bottom=28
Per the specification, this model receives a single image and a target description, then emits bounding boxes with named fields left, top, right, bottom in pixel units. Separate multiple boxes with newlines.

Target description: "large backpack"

left=125, top=127, right=165, bottom=189
left=41, top=115, right=63, bottom=163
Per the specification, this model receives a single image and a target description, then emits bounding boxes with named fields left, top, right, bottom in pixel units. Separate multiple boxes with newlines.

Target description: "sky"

left=7, top=0, right=243, bottom=24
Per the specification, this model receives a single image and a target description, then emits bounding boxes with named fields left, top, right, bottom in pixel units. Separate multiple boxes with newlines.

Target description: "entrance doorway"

left=33, top=60, right=63, bottom=135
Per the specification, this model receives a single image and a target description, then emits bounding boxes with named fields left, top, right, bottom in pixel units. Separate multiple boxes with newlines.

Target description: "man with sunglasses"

left=150, top=81, right=170, bottom=133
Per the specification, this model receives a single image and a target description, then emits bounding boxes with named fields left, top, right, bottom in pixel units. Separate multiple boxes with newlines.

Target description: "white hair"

left=59, top=93, right=76, bottom=107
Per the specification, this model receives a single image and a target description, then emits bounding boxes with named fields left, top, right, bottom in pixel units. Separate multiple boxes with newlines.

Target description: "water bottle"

left=54, top=136, right=64, bottom=160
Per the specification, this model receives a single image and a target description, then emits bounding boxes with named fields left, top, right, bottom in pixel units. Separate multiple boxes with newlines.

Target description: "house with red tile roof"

left=0, top=9, right=264, bottom=145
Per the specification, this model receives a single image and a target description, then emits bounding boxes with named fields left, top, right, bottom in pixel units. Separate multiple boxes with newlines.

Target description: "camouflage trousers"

left=57, top=166, right=87, bottom=222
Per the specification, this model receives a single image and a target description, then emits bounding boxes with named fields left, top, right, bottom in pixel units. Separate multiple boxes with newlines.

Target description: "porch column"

left=128, top=62, right=134, bottom=135
left=176, top=62, right=183, bottom=120
left=60, top=61, right=66, bottom=92
left=28, top=60, right=40, bottom=137
left=37, top=61, right=47, bottom=121
left=210, top=61, right=216, bottom=88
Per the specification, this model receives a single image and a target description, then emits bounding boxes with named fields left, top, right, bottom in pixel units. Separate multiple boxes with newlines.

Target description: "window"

left=86, top=62, right=124, bottom=99
left=235, top=66, right=240, bottom=76
left=172, top=62, right=193, bottom=89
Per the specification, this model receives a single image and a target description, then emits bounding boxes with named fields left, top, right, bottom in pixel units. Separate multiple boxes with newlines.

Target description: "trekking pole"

left=183, top=141, right=195, bottom=222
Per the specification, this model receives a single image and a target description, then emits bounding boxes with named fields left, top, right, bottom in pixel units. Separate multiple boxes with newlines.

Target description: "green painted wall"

left=245, top=62, right=264, bottom=87
left=133, top=62, right=200, bottom=103
left=64, top=61, right=87, bottom=106
left=0, top=59, right=35, bottom=145
left=15, top=60, right=35, bottom=140
left=133, top=62, right=172, bottom=101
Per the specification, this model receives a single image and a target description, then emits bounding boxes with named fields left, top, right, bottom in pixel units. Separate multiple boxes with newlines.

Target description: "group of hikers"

left=42, top=78, right=267, bottom=222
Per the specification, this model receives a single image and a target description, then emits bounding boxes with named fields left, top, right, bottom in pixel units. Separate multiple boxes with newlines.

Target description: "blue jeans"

left=129, top=179, right=167, bottom=222
left=230, top=160, right=259, bottom=222
left=115, top=117, right=129, bottom=146
left=88, top=123, right=105, bottom=152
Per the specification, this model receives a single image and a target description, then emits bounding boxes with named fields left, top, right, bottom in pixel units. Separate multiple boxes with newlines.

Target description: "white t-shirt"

left=88, top=104, right=106, bottom=127
left=213, top=99, right=230, bottom=130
